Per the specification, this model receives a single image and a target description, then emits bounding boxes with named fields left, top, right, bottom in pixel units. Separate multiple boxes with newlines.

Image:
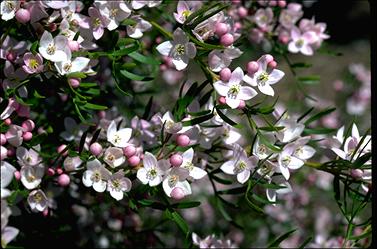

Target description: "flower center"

left=282, top=155, right=291, bottom=167
left=174, top=44, right=185, bottom=56
left=147, top=168, right=157, bottom=180
left=5, top=1, right=15, bottom=11
left=183, top=162, right=194, bottom=171
left=227, top=84, right=240, bottom=99
left=168, top=175, right=178, bottom=187
left=165, top=120, right=174, bottom=130
left=110, top=8, right=119, bottom=18
left=257, top=72, right=269, bottom=86
left=294, top=147, right=303, bottom=157
left=182, top=10, right=191, bottom=18
left=29, top=59, right=39, bottom=70
left=63, top=62, right=72, bottom=72
left=295, top=39, right=304, bottom=48
left=92, top=171, right=102, bottom=182
left=93, top=17, right=101, bottom=28
left=257, top=144, right=268, bottom=155
left=113, top=134, right=122, bottom=144
left=107, top=154, right=115, bottom=162
left=112, top=179, right=120, bottom=189
left=235, top=161, right=247, bottom=173
left=27, top=175, right=36, bottom=182
left=47, top=44, right=56, bottom=55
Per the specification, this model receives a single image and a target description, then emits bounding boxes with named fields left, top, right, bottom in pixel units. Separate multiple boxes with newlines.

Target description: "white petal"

left=190, top=167, right=207, bottom=180
left=182, top=148, right=194, bottom=163
left=288, top=42, right=299, bottom=53
left=237, top=170, right=250, bottom=184
left=213, top=81, right=229, bottom=96
left=176, top=180, right=192, bottom=195
left=82, top=170, right=93, bottom=187
left=156, top=41, right=173, bottom=56
left=229, top=67, right=244, bottom=85
left=266, top=188, right=276, bottom=202
left=298, top=145, right=315, bottom=160
left=239, top=86, right=257, bottom=100
left=71, top=57, right=90, bottom=72
left=226, top=97, right=240, bottom=109
left=143, top=152, right=157, bottom=169
left=93, top=180, right=107, bottom=192
left=267, top=69, right=285, bottom=85
left=288, top=157, right=304, bottom=169
left=172, top=57, right=188, bottom=71
left=243, top=74, right=257, bottom=86
left=301, top=45, right=313, bottom=56
left=279, top=165, right=290, bottom=180
left=107, top=121, right=117, bottom=142
left=352, top=123, right=360, bottom=139
left=162, top=178, right=173, bottom=196
left=220, top=161, right=236, bottom=175
left=186, top=43, right=196, bottom=59
left=40, top=31, right=53, bottom=48
left=110, top=189, right=124, bottom=201
left=136, top=168, right=149, bottom=184
left=258, top=83, right=275, bottom=96
left=116, top=128, right=132, bottom=147
left=331, top=148, right=347, bottom=159
left=149, top=175, right=162, bottom=187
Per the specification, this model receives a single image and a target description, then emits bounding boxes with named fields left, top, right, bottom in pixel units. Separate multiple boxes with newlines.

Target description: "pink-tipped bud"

left=0, top=134, right=6, bottom=145
left=215, top=22, right=229, bottom=37
left=264, top=54, right=274, bottom=63
left=237, top=7, right=248, bottom=18
left=268, top=60, right=277, bottom=69
left=220, top=33, right=234, bottom=47
left=47, top=168, right=55, bottom=176
left=14, top=171, right=21, bottom=180
left=4, top=118, right=12, bottom=125
left=220, top=68, right=232, bottom=81
left=7, top=147, right=15, bottom=157
left=160, top=64, right=167, bottom=71
left=176, top=134, right=190, bottom=147
left=58, top=174, right=70, bottom=186
left=6, top=51, right=16, bottom=62
left=247, top=61, right=259, bottom=75
left=68, top=78, right=80, bottom=88
left=218, top=96, right=226, bottom=105
left=171, top=187, right=185, bottom=200
left=351, top=169, right=363, bottom=179
left=56, top=168, right=63, bottom=175
left=279, top=35, right=289, bottom=44
left=333, top=80, right=344, bottom=91
left=22, top=119, right=35, bottom=132
left=156, top=37, right=163, bottom=44
left=22, top=131, right=33, bottom=141
left=90, top=142, right=102, bottom=156
left=123, top=145, right=136, bottom=158
left=237, top=100, right=246, bottom=109
left=170, top=154, right=183, bottom=167
left=57, top=144, right=68, bottom=157
left=278, top=0, right=287, bottom=8
left=68, top=40, right=80, bottom=52
left=234, top=22, right=242, bottom=31
left=1, top=147, right=7, bottom=160
left=128, top=155, right=140, bottom=167
left=15, top=8, right=31, bottom=23
left=43, top=208, right=49, bottom=217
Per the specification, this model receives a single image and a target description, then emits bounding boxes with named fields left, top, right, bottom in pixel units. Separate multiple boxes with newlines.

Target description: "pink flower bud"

left=1, top=147, right=7, bottom=160
left=247, top=61, right=259, bottom=75
left=269, top=1, right=277, bottom=6
left=215, top=23, right=229, bottom=37
left=351, top=169, right=363, bottom=179
left=56, top=168, right=63, bottom=175
left=234, top=22, right=242, bottom=31
left=237, top=100, right=246, bottom=109
left=268, top=60, right=277, bottom=69
left=176, top=134, right=190, bottom=147
left=90, top=142, right=102, bottom=156
left=333, top=80, right=344, bottom=91
left=43, top=208, right=49, bottom=217
left=278, top=0, right=287, bottom=8
left=57, top=144, right=68, bottom=156
left=123, top=145, right=136, bottom=158
left=14, top=171, right=21, bottom=180
left=279, top=35, right=289, bottom=44
left=68, top=40, right=80, bottom=52
left=22, top=131, right=33, bottom=141
left=170, top=154, right=183, bottom=167
left=68, top=78, right=80, bottom=88
left=22, top=119, right=35, bottom=132
left=49, top=23, right=57, bottom=32
left=156, top=37, right=162, bottom=44
left=237, top=7, right=248, bottom=18
left=218, top=96, right=226, bottom=105
left=15, top=8, right=30, bottom=23
left=98, top=111, right=106, bottom=119
left=264, top=54, right=274, bottom=63
left=58, top=174, right=70, bottom=186
left=220, top=68, right=232, bottom=81
left=6, top=51, right=16, bottom=62
left=171, top=187, right=185, bottom=200
left=7, top=147, right=15, bottom=157
left=160, top=64, right=167, bottom=71
left=128, top=155, right=140, bottom=167
left=0, top=134, right=6, bottom=145
left=47, top=168, right=55, bottom=176
left=220, top=34, right=234, bottom=47
left=4, top=118, right=12, bottom=125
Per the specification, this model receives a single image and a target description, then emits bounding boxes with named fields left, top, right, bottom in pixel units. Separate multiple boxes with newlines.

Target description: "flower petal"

left=156, top=41, right=173, bottom=56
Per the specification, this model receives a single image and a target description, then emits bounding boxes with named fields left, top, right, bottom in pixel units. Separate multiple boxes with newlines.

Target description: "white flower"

left=208, top=47, right=243, bottom=72
left=0, top=1, right=19, bottom=21
left=137, top=152, right=169, bottom=187
left=220, top=144, right=258, bottom=184
left=275, top=116, right=305, bottom=143
left=253, top=134, right=278, bottom=160
left=82, top=159, right=111, bottom=192
left=103, top=147, right=126, bottom=168
left=257, top=160, right=279, bottom=180
left=107, top=170, right=132, bottom=201
left=223, top=125, right=242, bottom=145
left=1, top=200, right=19, bottom=248
left=161, top=111, right=182, bottom=134
left=38, top=31, right=70, bottom=62
left=156, top=28, right=197, bottom=71
left=243, top=56, right=285, bottom=96
left=107, top=120, right=132, bottom=148
left=291, top=136, right=316, bottom=161
left=16, top=146, right=42, bottom=167
left=27, top=189, right=48, bottom=212
left=214, top=67, right=257, bottom=109
left=266, top=175, right=292, bottom=205
left=278, top=142, right=306, bottom=180
left=131, top=0, right=162, bottom=9
left=55, top=57, right=90, bottom=75
left=97, top=1, right=131, bottom=31
left=20, top=164, right=45, bottom=190
left=126, top=15, right=152, bottom=39
left=180, top=148, right=207, bottom=180
left=162, top=167, right=192, bottom=197
left=63, top=156, right=83, bottom=172
left=288, top=27, right=317, bottom=56
left=1, top=161, right=16, bottom=198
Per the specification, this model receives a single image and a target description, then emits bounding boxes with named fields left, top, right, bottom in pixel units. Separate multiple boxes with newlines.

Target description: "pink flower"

left=288, top=27, right=317, bottom=56
left=22, top=52, right=44, bottom=74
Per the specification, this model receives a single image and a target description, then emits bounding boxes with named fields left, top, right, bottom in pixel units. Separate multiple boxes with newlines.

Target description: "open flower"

left=20, top=164, right=45, bottom=190
left=88, top=7, right=110, bottom=40
left=1, top=161, right=16, bottom=198
left=243, top=56, right=285, bottom=96
left=131, top=0, right=162, bottom=10
left=97, top=1, right=131, bottom=31
left=82, top=159, right=111, bottom=192
left=288, top=27, right=317, bottom=56
left=55, top=57, right=90, bottom=75
left=156, top=28, right=196, bottom=71
left=161, top=111, right=182, bottom=134
left=266, top=175, right=292, bottom=205
left=0, top=1, right=20, bottom=21
left=16, top=146, right=42, bottom=167
left=27, top=189, right=48, bottom=212
left=107, top=120, right=132, bottom=148
left=103, top=147, right=126, bottom=168
left=275, top=116, right=305, bottom=143
left=214, top=67, right=257, bottom=109
left=126, top=15, right=152, bottom=39
left=162, top=167, right=192, bottom=197
left=220, top=144, right=258, bottom=184
left=174, top=1, right=195, bottom=24
left=38, top=31, right=69, bottom=62
left=180, top=148, right=207, bottom=180
left=137, top=152, right=169, bottom=187
left=278, top=142, right=306, bottom=180
left=107, top=170, right=132, bottom=201
left=22, top=52, right=44, bottom=74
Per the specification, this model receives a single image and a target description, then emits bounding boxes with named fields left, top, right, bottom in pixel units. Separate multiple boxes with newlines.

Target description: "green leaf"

left=30, top=41, right=38, bottom=54
left=298, top=236, right=313, bottom=249
left=298, top=75, right=320, bottom=85
left=218, top=186, right=247, bottom=195
left=171, top=211, right=190, bottom=237
left=304, top=107, right=336, bottom=125
left=187, top=110, right=212, bottom=117
left=258, top=126, right=285, bottom=132
left=79, top=130, right=88, bottom=154
left=258, top=132, right=281, bottom=152
left=33, top=90, right=45, bottom=98
left=268, top=229, right=297, bottom=248
left=79, top=82, right=98, bottom=88
left=291, top=62, right=312, bottom=68
left=112, top=42, right=139, bottom=57
left=352, top=152, right=371, bottom=169
left=116, top=38, right=136, bottom=47
left=83, top=102, right=108, bottom=110
left=171, top=201, right=201, bottom=209
left=142, top=96, right=154, bottom=120
left=182, top=113, right=214, bottom=126
left=90, top=128, right=101, bottom=145
left=67, top=72, right=87, bottom=79
left=120, top=69, right=146, bottom=81
left=303, top=127, right=337, bottom=135
left=120, top=18, right=137, bottom=26
left=128, top=51, right=160, bottom=65
left=215, top=107, right=237, bottom=126
left=211, top=174, right=233, bottom=185
left=297, top=107, right=314, bottom=123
